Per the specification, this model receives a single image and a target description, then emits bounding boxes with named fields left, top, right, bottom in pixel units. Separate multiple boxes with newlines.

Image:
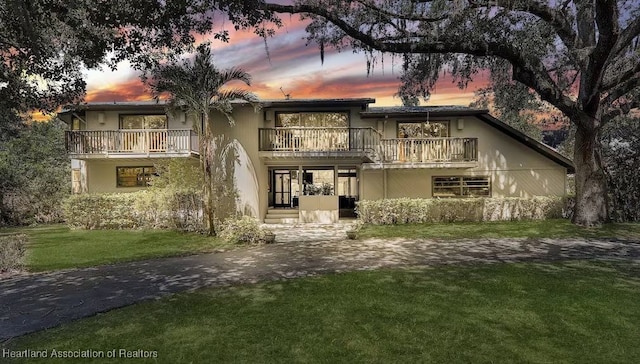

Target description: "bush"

left=0, top=234, right=27, bottom=272
left=356, top=197, right=566, bottom=224
left=63, top=190, right=204, bottom=231
left=219, top=216, right=267, bottom=245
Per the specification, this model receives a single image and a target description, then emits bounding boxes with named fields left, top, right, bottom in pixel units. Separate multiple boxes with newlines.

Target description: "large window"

left=302, top=169, right=335, bottom=195
left=119, top=115, right=167, bottom=129
left=398, top=121, right=449, bottom=138
left=276, top=112, right=349, bottom=128
left=116, top=166, right=156, bottom=187
left=433, top=176, right=490, bottom=198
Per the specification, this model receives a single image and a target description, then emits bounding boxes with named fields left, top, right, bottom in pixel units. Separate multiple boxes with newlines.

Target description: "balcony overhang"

left=362, top=161, right=478, bottom=170
left=259, top=151, right=375, bottom=166
left=68, top=151, right=199, bottom=160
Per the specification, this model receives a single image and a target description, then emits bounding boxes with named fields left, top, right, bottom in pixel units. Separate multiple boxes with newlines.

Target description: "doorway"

left=270, top=169, right=300, bottom=208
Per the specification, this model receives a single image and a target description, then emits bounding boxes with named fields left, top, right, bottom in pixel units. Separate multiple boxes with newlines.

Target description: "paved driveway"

left=1, top=235, right=639, bottom=341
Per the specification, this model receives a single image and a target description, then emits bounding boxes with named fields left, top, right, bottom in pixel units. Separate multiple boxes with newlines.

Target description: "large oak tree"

left=247, top=0, right=640, bottom=226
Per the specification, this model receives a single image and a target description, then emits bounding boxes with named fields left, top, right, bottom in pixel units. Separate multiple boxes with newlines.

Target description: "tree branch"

left=468, top=0, right=576, bottom=49
left=602, top=61, right=640, bottom=91
left=611, top=12, right=640, bottom=56
left=602, top=99, right=640, bottom=124
left=604, top=76, right=640, bottom=105
left=263, top=1, right=576, bottom=115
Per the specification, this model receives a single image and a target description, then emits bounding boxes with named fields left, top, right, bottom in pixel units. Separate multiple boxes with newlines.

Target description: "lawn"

left=5, top=261, right=640, bottom=363
left=0, top=225, right=231, bottom=272
left=359, top=218, right=640, bottom=240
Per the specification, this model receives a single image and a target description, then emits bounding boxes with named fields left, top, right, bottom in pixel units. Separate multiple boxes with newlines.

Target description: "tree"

left=1, top=0, right=223, bottom=125
left=250, top=0, right=640, bottom=226
left=0, top=119, right=69, bottom=225
left=147, top=43, right=258, bottom=235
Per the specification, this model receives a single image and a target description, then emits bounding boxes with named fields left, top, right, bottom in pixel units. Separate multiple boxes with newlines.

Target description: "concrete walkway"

left=1, top=235, right=639, bottom=341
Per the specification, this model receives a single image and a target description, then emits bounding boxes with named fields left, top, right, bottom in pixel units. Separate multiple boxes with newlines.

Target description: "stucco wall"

left=361, top=115, right=568, bottom=199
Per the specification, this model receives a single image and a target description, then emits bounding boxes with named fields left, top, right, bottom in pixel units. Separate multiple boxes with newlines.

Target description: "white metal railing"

left=258, top=127, right=380, bottom=153
left=65, top=129, right=199, bottom=154
left=378, top=138, right=478, bottom=163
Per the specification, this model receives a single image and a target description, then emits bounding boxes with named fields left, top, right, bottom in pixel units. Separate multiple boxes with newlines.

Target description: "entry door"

left=273, top=170, right=292, bottom=207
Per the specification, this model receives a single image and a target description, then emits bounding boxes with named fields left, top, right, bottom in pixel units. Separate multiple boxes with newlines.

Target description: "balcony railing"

left=258, top=127, right=381, bottom=153
left=378, top=138, right=478, bottom=163
left=65, top=129, right=199, bottom=155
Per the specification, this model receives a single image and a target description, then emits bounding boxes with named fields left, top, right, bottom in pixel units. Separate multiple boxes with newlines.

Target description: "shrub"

left=63, top=190, right=204, bottom=231
left=356, top=196, right=566, bottom=224
left=0, top=234, right=27, bottom=272
left=219, top=216, right=267, bottom=245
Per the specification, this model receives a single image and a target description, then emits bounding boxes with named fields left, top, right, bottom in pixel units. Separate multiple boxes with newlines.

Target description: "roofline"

left=361, top=108, right=489, bottom=118
left=261, top=98, right=375, bottom=108
left=477, top=113, right=575, bottom=173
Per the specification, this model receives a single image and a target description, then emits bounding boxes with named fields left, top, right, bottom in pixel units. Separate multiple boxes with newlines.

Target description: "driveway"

left=1, top=235, right=639, bottom=341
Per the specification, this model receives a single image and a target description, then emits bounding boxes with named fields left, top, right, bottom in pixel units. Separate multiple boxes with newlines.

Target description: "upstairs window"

left=276, top=112, right=349, bottom=128
left=398, top=121, right=449, bottom=138
left=120, top=115, right=167, bottom=130
left=433, top=176, right=490, bottom=198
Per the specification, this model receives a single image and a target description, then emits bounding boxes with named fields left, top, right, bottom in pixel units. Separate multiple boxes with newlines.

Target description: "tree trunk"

left=201, top=136, right=216, bottom=236
left=572, top=116, right=608, bottom=226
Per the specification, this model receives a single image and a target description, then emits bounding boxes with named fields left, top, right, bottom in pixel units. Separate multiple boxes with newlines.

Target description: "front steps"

left=264, top=208, right=299, bottom=224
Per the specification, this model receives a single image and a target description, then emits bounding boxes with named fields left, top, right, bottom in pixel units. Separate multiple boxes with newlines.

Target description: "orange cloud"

left=85, top=78, right=150, bottom=102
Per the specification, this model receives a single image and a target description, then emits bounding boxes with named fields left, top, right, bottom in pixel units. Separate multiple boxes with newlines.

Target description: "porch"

left=65, top=130, right=199, bottom=158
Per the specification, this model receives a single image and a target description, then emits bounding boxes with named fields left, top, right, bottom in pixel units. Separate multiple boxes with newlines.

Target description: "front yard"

left=0, top=225, right=231, bottom=272
left=358, top=219, right=640, bottom=240
left=6, top=261, right=640, bottom=363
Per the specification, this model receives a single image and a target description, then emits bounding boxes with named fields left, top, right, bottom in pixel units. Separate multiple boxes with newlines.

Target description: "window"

left=276, top=112, right=349, bottom=127
left=116, top=166, right=156, bottom=187
left=433, top=176, right=490, bottom=198
left=71, top=117, right=85, bottom=130
left=119, top=115, right=167, bottom=129
left=302, top=169, right=334, bottom=195
left=398, top=121, right=449, bottom=138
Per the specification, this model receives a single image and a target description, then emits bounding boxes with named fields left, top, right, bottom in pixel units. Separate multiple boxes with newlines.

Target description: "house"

left=59, top=98, right=574, bottom=223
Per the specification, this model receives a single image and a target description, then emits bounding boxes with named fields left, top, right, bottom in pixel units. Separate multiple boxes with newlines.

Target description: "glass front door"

left=273, top=170, right=291, bottom=207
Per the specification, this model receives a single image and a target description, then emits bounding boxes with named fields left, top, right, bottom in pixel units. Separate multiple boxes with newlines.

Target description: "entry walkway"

left=1, top=235, right=639, bottom=341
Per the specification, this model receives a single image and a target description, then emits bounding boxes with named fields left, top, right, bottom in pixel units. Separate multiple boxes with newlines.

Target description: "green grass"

left=0, top=225, right=231, bottom=272
left=6, top=261, right=640, bottom=363
left=359, top=218, right=640, bottom=240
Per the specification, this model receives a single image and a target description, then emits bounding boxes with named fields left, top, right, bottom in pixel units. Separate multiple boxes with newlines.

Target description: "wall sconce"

left=179, top=112, right=186, bottom=124
left=98, top=112, right=105, bottom=125
left=457, top=118, right=464, bottom=130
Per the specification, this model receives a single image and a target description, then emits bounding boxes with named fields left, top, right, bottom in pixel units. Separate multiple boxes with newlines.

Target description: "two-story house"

left=60, top=98, right=574, bottom=223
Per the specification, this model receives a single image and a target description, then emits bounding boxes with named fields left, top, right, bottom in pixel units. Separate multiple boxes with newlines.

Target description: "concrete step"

left=266, top=209, right=299, bottom=216
left=263, top=217, right=300, bottom=224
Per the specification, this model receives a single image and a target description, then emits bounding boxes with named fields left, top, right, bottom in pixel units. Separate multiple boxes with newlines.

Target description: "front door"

left=273, top=170, right=292, bottom=207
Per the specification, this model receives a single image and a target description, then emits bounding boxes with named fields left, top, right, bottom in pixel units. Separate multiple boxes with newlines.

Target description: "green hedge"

left=356, top=197, right=567, bottom=224
left=0, top=234, right=27, bottom=272
left=63, top=190, right=204, bottom=231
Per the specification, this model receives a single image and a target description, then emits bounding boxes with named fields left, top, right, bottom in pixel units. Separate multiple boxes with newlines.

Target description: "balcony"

left=366, top=137, right=478, bottom=169
left=65, top=129, right=199, bottom=159
left=258, top=127, right=380, bottom=161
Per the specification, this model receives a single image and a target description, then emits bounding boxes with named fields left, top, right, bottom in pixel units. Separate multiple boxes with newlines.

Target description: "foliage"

left=0, top=233, right=27, bottom=272
left=0, top=0, right=227, bottom=124
left=602, top=115, right=640, bottom=222
left=9, top=262, right=640, bottom=363
left=147, top=43, right=259, bottom=235
left=63, top=191, right=204, bottom=231
left=0, top=119, right=69, bottom=226
left=219, top=215, right=267, bottom=245
left=356, top=197, right=566, bottom=225
left=255, top=0, right=640, bottom=226
left=150, top=158, right=203, bottom=192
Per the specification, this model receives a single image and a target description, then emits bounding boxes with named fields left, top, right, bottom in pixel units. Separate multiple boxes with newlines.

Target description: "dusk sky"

left=83, top=17, right=489, bottom=107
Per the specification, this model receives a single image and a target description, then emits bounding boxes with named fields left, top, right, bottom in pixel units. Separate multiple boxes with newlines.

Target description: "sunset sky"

left=83, top=17, right=489, bottom=107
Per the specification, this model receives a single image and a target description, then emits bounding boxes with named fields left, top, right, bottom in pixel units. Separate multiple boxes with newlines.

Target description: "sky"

left=83, top=16, right=489, bottom=107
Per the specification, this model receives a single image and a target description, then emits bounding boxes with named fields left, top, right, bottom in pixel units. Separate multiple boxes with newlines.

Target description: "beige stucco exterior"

left=65, top=100, right=571, bottom=223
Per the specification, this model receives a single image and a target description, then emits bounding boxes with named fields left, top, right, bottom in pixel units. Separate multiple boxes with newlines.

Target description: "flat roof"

left=362, top=106, right=489, bottom=117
